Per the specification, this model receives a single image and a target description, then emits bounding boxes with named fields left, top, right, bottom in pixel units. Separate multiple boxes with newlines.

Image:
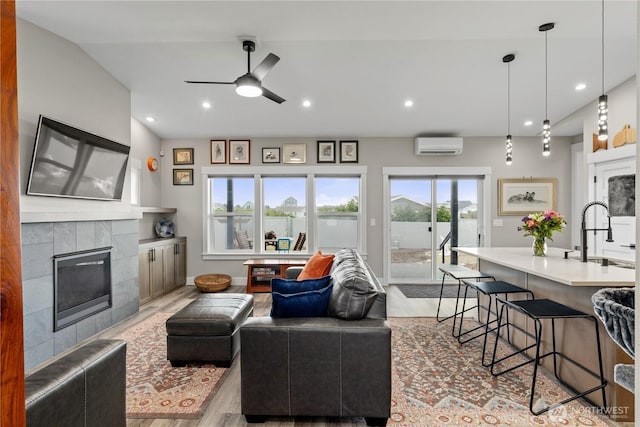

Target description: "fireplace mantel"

left=20, top=209, right=142, bottom=224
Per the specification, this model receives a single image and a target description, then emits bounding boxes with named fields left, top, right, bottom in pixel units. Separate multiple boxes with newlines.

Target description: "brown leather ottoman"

left=166, top=293, right=253, bottom=367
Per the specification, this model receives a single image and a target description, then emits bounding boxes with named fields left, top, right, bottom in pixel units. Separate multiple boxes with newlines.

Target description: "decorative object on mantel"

left=155, top=218, right=175, bottom=238
left=518, top=210, right=566, bottom=256
left=612, top=124, right=637, bottom=148
left=592, top=133, right=607, bottom=152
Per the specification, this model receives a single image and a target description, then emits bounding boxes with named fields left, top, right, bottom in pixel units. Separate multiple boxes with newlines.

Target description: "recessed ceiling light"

left=404, top=99, right=414, bottom=108
left=524, top=120, right=533, bottom=126
left=145, top=116, right=155, bottom=123
left=202, top=101, right=211, bottom=109
left=302, top=99, right=312, bottom=108
left=575, top=83, right=587, bottom=91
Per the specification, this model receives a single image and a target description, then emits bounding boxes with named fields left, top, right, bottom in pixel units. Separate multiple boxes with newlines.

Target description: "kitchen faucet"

left=580, top=201, right=613, bottom=262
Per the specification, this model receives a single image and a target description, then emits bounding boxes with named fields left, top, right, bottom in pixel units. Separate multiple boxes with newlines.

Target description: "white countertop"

left=454, top=247, right=635, bottom=287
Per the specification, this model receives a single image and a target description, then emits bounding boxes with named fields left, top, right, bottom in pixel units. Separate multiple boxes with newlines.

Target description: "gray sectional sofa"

left=25, top=339, right=126, bottom=427
left=241, top=249, right=391, bottom=426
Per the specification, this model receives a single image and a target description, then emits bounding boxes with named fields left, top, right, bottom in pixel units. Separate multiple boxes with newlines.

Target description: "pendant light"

left=539, top=22, right=555, bottom=157
left=503, top=53, right=515, bottom=165
left=597, top=0, right=608, bottom=141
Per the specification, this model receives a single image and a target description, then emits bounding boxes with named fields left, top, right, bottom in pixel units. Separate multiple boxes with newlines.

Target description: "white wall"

left=17, top=19, right=133, bottom=219
left=160, top=135, right=573, bottom=281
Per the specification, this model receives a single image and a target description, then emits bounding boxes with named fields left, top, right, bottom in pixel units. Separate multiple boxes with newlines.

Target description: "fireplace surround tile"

left=76, top=221, right=96, bottom=251
left=53, top=222, right=76, bottom=254
left=22, top=242, right=53, bottom=281
left=21, top=219, right=139, bottom=371
left=22, top=276, right=53, bottom=316
left=22, top=223, right=53, bottom=245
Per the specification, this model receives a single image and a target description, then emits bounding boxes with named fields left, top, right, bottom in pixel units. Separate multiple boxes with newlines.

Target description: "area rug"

left=114, top=311, right=229, bottom=419
left=388, top=318, right=618, bottom=426
left=395, top=284, right=462, bottom=299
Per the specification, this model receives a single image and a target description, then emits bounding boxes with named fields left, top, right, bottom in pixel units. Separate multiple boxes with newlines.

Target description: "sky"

left=212, top=177, right=478, bottom=207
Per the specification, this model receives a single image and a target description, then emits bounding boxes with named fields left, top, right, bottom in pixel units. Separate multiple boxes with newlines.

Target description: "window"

left=316, top=177, right=360, bottom=251
left=208, top=177, right=255, bottom=251
left=263, top=177, right=306, bottom=250
left=203, top=166, right=366, bottom=256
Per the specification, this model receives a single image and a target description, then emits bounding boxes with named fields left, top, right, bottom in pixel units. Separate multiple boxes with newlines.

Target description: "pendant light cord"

left=545, top=31, right=548, bottom=119
left=507, top=62, right=511, bottom=135
left=601, top=0, right=605, bottom=94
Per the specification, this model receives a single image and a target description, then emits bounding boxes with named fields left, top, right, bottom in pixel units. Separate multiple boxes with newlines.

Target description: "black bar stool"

left=490, top=298, right=608, bottom=415
left=456, top=280, right=534, bottom=367
left=435, top=264, right=495, bottom=337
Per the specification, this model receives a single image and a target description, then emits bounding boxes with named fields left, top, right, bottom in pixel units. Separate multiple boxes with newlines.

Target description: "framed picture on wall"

left=339, top=140, right=358, bottom=163
left=210, top=140, right=226, bottom=164
left=498, top=177, right=557, bottom=215
left=262, top=147, right=280, bottom=163
left=229, top=140, right=250, bottom=164
left=173, top=168, right=194, bottom=185
left=317, top=140, right=336, bottom=163
left=173, top=148, right=194, bottom=165
left=283, top=143, right=306, bottom=164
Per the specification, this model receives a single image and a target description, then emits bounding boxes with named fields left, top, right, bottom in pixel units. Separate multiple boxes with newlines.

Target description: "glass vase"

left=532, top=236, right=547, bottom=256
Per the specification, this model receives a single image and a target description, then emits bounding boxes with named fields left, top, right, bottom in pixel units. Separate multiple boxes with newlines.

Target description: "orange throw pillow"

left=298, top=250, right=335, bottom=280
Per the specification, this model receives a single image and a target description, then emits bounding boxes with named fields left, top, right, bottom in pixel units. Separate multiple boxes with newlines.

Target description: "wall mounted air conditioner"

left=414, top=137, right=463, bottom=155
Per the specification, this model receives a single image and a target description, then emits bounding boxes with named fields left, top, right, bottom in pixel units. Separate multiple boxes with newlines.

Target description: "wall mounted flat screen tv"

left=27, top=115, right=130, bottom=201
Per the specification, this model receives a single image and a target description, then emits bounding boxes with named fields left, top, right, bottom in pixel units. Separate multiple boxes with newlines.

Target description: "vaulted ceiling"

left=16, top=1, right=638, bottom=139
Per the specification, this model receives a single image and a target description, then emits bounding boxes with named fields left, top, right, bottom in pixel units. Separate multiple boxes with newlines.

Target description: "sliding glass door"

left=387, top=172, right=485, bottom=284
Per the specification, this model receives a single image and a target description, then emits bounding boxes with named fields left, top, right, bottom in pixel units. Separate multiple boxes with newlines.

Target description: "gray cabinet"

left=139, top=237, right=186, bottom=304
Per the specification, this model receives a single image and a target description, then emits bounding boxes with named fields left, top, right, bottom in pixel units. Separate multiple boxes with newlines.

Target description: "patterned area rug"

left=389, top=318, right=617, bottom=426
left=115, top=311, right=229, bottom=419
left=116, top=295, right=619, bottom=424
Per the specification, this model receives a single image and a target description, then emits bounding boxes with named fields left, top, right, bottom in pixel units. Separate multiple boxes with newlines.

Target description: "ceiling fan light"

left=236, top=84, right=262, bottom=97
left=235, top=74, right=263, bottom=97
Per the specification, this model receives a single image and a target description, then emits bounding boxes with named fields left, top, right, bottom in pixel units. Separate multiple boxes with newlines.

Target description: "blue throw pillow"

left=270, top=276, right=333, bottom=318
left=271, top=275, right=331, bottom=294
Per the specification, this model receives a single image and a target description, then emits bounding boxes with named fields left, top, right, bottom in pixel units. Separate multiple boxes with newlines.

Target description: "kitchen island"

left=454, top=246, right=634, bottom=421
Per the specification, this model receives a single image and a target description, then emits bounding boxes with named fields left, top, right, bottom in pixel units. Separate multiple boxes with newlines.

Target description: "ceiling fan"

left=185, top=39, right=285, bottom=104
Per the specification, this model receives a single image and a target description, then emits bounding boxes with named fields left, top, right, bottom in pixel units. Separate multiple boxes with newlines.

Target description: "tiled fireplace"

left=21, top=219, right=139, bottom=371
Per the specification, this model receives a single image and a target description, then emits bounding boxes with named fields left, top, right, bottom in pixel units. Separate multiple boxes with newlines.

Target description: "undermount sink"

left=586, top=257, right=635, bottom=269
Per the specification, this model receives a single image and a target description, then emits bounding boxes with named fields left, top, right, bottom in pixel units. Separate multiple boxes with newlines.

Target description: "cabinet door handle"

left=175, top=244, right=179, bottom=255
left=150, top=248, right=155, bottom=261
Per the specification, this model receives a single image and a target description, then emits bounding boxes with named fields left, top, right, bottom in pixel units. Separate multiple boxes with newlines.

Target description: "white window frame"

left=202, top=166, right=367, bottom=259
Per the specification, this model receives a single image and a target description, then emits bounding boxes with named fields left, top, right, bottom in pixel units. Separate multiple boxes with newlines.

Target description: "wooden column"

left=1, top=0, right=26, bottom=425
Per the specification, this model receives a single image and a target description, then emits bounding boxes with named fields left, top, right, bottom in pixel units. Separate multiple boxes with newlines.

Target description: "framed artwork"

left=498, top=178, right=558, bottom=215
left=339, top=140, right=358, bottom=163
left=317, top=140, right=336, bottom=163
left=210, top=140, right=226, bottom=164
left=173, top=168, right=194, bottom=185
left=229, top=140, right=250, bottom=164
left=262, top=147, right=280, bottom=163
left=173, top=148, right=194, bottom=165
left=283, top=143, right=306, bottom=164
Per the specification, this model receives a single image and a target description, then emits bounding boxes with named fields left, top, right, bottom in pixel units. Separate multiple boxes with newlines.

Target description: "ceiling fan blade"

left=262, top=87, right=285, bottom=104
left=184, top=80, right=235, bottom=85
left=252, top=53, right=280, bottom=81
